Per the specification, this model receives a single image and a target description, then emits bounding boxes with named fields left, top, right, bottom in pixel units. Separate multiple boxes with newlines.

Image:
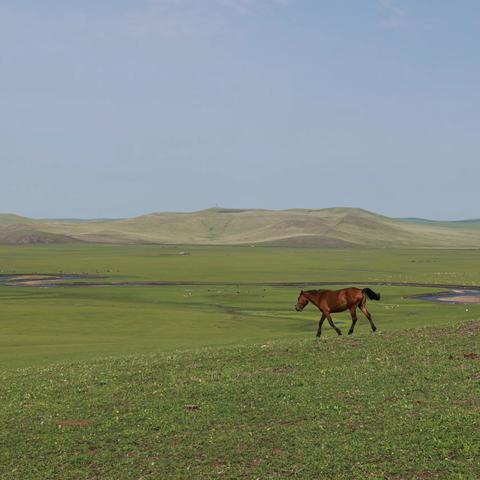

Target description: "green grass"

left=2, top=282, right=477, bottom=369
left=1, top=244, right=480, bottom=284
left=1, top=322, right=479, bottom=479
left=1, top=245, right=479, bottom=478
left=1, top=245, right=480, bottom=369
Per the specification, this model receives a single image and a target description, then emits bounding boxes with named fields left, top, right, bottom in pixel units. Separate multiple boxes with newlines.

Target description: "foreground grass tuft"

left=1, top=322, right=479, bottom=479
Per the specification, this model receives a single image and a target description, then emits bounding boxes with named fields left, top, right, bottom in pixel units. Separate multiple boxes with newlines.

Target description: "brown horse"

left=295, top=287, right=380, bottom=336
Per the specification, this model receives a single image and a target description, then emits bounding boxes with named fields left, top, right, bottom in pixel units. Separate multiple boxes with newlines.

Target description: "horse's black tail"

left=362, top=288, right=381, bottom=301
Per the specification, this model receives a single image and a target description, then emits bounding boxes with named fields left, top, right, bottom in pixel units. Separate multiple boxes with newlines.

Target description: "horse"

left=295, top=287, right=381, bottom=336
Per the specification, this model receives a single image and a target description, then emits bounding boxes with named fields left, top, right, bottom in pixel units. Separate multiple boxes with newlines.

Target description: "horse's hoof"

left=348, top=331, right=353, bottom=335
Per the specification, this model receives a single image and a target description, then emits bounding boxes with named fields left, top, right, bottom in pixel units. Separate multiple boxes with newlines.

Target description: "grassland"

left=1, top=245, right=479, bottom=368
left=1, top=323, right=479, bottom=479
left=1, top=245, right=479, bottom=478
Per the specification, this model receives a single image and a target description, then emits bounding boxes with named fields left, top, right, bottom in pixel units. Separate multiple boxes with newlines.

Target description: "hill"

left=1, top=207, right=480, bottom=247
left=1, top=321, right=479, bottom=479
left=0, top=225, right=79, bottom=245
left=0, top=213, right=38, bottom=226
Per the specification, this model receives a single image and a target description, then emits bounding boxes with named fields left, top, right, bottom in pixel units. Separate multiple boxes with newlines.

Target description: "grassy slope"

left=0, top=225, right=78, bottom=245
left=1, top=208, right=480, bottom=247
left=1, top=322, right=479, bottom=479
left=0, top=213, right=78, bottom=244
left=0, top=214, right=38, bottom=226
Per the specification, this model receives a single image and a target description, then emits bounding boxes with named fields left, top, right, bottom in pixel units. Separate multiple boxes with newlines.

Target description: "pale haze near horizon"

left=1, top=1, right=479, bottom=221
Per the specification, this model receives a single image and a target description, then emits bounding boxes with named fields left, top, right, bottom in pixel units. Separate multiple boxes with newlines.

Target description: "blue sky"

left=1, top=1, right=479, bottom=219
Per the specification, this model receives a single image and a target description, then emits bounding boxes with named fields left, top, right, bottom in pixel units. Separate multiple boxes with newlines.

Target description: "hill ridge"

left=0, top=207, right=479, bottom=247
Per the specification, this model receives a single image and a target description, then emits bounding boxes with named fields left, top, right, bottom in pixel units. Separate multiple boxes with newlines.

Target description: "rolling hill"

left=0, top=224, right=79, bottom=245
left=1, top=208, right=479, bottom=248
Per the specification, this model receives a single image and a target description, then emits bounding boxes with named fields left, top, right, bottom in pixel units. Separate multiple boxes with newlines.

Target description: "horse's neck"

left=305, top=291, right=322, bottom=307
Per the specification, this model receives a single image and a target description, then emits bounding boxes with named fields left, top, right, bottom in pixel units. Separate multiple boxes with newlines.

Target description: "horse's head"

left=295, top=290, right=308, bottom=311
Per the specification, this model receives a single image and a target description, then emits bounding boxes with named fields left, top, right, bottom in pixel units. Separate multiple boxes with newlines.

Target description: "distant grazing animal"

left=295, top=287, right=381, bottom=336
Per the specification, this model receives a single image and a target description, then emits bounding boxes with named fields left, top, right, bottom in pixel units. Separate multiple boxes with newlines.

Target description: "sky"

left=0, top=1, right=479, bottom=220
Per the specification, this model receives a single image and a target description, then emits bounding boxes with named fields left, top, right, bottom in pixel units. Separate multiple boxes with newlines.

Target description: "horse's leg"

left=316, top=313, right=326, bottom=337
left=348, top=307, right=358, bottom=335
left=326, top=312, right=342, bottom=336
left=360, top=305, right=377, bottom=332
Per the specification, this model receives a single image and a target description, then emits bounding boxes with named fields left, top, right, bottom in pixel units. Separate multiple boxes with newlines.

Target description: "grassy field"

left=1, top=322, right=479, bottom=479
left=1, top=245, right=479, bottom=368
left=2, top=244, right=480, bottom=284
left=1, top=245, right=479, bottom=478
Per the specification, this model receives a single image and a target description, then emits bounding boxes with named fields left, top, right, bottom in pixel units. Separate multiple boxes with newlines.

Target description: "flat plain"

left=1, top=244, right=479, bottom=368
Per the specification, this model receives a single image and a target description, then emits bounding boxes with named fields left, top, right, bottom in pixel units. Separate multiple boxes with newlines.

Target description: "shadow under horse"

left=295, top=287, right=381, bottom=336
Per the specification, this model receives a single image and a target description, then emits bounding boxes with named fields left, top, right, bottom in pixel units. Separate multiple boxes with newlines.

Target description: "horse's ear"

left=300, top=290, right=303, bottom=294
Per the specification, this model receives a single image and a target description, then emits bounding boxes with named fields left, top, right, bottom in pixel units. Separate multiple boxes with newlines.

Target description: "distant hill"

left=399, top=217, right=480, bottom=227
left=0, top=208, right=479, bottom=248
left=0, top=214, right=38, bottom=226
left=0, top=225, right=79, bottom=245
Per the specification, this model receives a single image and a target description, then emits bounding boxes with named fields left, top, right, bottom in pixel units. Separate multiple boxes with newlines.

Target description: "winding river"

left=2, top=274, right=480, bottom=304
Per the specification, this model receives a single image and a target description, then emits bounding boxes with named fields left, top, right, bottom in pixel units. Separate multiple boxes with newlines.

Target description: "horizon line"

left=0, top=207, right=479, bottom=224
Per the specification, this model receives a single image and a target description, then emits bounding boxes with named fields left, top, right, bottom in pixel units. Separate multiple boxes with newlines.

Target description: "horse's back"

left=345, top=287, right=364, bottom=300
left=323, top=287, right=362, bottom=299
left=317, top=287, right=364, bottom=312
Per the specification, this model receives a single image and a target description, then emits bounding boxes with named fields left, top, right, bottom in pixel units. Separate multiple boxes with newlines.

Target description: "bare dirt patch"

left=247, top=458, right=263, bottom=468
left=448, top=352, right=480, bottom=361
left=462, top=352, right=480, bottom=360
left=457, top=322, right=480, bottom=334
